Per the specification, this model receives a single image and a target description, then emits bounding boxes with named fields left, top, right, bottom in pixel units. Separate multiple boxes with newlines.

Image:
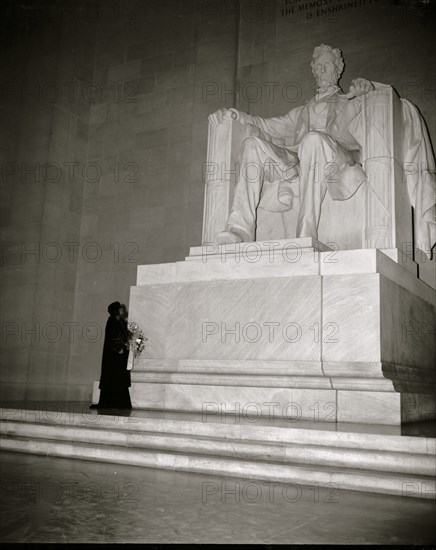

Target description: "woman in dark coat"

left=91, top=301, right=132, bottom=409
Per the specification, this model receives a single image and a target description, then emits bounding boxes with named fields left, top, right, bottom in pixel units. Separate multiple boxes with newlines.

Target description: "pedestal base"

left=129, top=239, right=435, bottom=426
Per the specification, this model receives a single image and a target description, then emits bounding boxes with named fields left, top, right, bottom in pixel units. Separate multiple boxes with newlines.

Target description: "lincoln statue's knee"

left=298, top=131, right=328, bottom=154
left=240, top=136, right=263, bottom=155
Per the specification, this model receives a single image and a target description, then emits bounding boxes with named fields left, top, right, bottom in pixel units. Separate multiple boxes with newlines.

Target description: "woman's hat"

left=107, top=301, right=121, bottom=315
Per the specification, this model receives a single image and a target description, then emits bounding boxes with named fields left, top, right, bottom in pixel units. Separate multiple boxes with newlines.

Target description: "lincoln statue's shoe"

left=277, top=179, right=295, bottom=207
left=215, top=230, right=244, bottom=244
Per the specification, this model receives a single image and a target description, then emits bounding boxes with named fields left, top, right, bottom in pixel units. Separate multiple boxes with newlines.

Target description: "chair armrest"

left=202, top=114, right=259, bottom=243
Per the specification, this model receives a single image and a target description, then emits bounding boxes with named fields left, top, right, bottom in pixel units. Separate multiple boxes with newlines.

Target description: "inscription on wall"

left=281, top=0, right=381, bottom=21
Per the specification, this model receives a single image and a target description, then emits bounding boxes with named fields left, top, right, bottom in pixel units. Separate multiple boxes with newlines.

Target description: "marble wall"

left=67, top=0, right=238, bottom=399
left=0, top=2, right=97, bottom=400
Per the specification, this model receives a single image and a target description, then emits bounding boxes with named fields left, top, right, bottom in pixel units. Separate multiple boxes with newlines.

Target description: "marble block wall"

left=0, top=2, right=97, bottom=401
left=132, top=276, right=323, bottom=361
left=67, top=0, right=239, bottom=399
left=130, top=257, right=435, bottom=370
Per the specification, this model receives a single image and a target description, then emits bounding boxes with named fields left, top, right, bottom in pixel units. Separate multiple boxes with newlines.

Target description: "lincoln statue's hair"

left=311, top=44, right=344, bottom=79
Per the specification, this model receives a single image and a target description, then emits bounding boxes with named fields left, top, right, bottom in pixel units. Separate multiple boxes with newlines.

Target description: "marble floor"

left=1, top=449, right=435, bottom=544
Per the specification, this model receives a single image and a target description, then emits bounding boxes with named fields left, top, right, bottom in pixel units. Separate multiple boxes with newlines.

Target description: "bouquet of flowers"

left=126, top=321, right=147, bottom=370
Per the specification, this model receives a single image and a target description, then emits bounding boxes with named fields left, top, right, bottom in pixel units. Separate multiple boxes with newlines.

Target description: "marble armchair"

left=202, top=86, right=412, bottom=255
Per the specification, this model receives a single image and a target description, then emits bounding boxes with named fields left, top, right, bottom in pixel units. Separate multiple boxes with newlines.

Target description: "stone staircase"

left=1, top=406, right=435, bottom=500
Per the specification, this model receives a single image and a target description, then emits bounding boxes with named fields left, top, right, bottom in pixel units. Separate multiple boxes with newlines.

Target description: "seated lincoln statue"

left=208, top=44, right=436, bottom=253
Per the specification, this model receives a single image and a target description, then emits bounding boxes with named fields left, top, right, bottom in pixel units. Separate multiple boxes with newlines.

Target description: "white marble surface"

left=189, top=238, right=332, bottom=258
left=161, top=384, right=338, bottom=422
left=176, top=359, right=323, bottom=375
left=164, top=276, right=322, bottom=361
left=130, top=382, right=166, bottom=409
left=129, top=383, right=405, bottom=424
left=178, top=249, right=322, bottom=281
left=322, top=361, right=384, bottom=377
left=380, top=274, right=435, bottom=369
left=136, top=262, right=177, bottom=285
left=319, top=249, right=380, bottom=275
left=382, top=248, right=418, bottom=276
left=129, top=284, right=173, bottom=359
left=130, top=246, right=435, bottom=426
left=135, top=249, right=435, bottom=304
left=337, top=390, right=401, bottom=424
left=330, top=377, right=394, bottom=391
left=322, top=273, right=381, bottom=362
left=131, top=371, right=333, bottom=389
left=320, top=248, right=434, bottom=305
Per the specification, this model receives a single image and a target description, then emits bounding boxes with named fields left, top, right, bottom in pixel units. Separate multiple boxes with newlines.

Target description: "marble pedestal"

left=128, top=239, right=435, bottom=425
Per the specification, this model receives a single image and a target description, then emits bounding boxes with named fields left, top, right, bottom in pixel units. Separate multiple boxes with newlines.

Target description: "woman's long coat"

left=99, top=316, right=131, bottom=389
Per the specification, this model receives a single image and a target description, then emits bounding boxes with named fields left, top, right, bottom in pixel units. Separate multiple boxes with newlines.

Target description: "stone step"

left=1, top=435, right=434, bottom=499
left=2, top=408, right=433, bottom=453
left=134, top=359, right=386, bottom=377
left=130, top=372, right=394, bottom=391
left=128, top=382, right=405, bottom=424
left=1, top=420, right=434, bottom=477
left=2, top=407, right=434, bottom=498
left=187, top=237, right=332, bottom=259
left=133, top=359, right=435, bottom=386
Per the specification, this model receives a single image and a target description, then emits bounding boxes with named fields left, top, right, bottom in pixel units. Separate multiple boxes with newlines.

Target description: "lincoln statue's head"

left=311, top=44, right=344, bottom=90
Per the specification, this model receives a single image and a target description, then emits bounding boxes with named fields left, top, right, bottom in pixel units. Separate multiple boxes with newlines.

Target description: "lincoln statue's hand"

left=345, top=78, right=374, bottom=99
left=208, top=108, right=240, bottom=127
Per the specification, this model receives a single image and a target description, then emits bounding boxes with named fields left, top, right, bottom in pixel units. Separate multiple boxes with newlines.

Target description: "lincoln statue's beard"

left=316, top=74, right=339, bottom=92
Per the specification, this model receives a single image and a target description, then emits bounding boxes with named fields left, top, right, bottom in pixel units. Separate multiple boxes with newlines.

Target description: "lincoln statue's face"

left=312, top=51, right=338, bottom=89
